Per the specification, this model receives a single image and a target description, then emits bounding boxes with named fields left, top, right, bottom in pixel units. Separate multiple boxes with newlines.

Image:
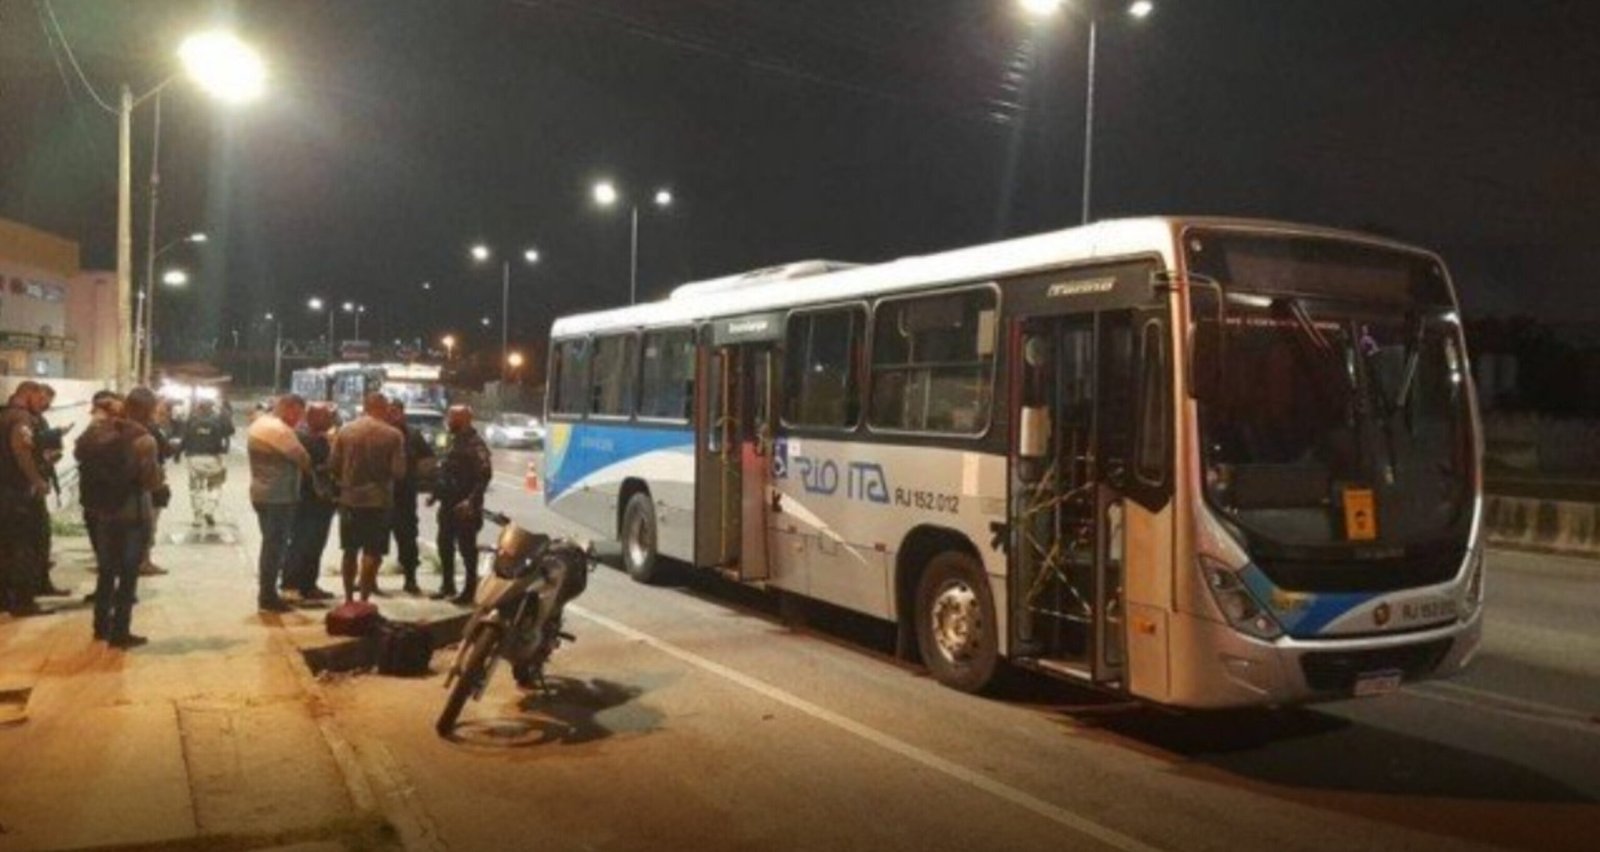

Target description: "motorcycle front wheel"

left=437, top=625, right=500, bottom=737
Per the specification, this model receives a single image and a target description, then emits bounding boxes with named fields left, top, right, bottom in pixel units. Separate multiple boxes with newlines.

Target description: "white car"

left=485, top=412, right=545, bottom=449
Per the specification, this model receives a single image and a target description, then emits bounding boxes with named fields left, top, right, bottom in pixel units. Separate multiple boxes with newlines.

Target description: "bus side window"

left=639, top=329, right=695, bottom=422
left=551, top=338, right=592, bottom=417
left=783, top=306, right=864, bottom=430
left=589, top=335, right=637, bottom=417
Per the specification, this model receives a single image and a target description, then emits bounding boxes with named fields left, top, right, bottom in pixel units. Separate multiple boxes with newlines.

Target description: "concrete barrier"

left=1484, top=494, right=1600, bottom=558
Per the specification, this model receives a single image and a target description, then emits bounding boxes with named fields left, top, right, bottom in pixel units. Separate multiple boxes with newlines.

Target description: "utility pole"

left=117, top=86, right=134, bottom=389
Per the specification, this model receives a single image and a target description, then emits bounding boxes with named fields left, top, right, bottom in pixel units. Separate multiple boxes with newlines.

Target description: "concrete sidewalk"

left=0, top=451, right=406, bottom=851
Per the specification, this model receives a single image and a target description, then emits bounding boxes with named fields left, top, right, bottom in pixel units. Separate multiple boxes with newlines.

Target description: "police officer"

left=386, top=398, right=434, bottom=596
left=1, top=382, right=54, bottom=616
left=178, top=398, right=234, bottom=527
left=430, top=405, right=491, bottom=605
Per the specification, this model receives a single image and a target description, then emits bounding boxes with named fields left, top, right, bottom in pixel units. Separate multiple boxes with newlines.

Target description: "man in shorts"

left=327, top=393, right=406, bottom=603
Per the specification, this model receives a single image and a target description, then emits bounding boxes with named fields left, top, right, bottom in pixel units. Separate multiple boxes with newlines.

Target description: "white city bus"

left=542, top=217, right=1485, bottom=707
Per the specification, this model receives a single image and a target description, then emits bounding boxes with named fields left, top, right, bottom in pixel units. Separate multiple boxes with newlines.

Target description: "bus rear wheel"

left=620, top=492, right=663, bottom=584
left=913, top=551, right=999, bottom=693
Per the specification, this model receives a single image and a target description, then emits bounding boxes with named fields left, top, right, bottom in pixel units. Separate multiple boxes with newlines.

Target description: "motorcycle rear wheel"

left=437, top=626, right=500, bottom=737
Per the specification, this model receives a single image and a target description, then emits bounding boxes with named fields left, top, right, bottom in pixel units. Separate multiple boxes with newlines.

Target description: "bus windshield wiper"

left=1391, top=313, right=1428, bottom=413
left=1277, top=297, right=1357, bottom=398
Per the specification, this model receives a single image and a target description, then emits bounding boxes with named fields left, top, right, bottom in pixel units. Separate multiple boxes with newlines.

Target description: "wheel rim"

left=625, top=507, right=652, bottom=568
left=930, top=580, right=982, bottom=665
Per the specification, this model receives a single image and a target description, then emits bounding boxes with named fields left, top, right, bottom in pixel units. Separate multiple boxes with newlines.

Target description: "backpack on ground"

left=76, top=422, right=141, bottom=513
left=374, top=621, right=434, bottom=676
left=325, top=600, right=382, bottom=637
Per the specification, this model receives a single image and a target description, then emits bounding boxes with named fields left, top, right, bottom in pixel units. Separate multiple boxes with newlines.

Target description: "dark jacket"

left=396, top=425, right=435, bottom=496
left=0, top=403, right=43, bottom=499
left=296, top=427, right=335, bottom=506
left=180, top=413, right=235, bottom=457
left=437, top=427, right=491, bottom=508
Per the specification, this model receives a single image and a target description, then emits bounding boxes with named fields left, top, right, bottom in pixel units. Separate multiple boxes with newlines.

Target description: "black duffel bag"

left=374, top=621, right=434, bottom=677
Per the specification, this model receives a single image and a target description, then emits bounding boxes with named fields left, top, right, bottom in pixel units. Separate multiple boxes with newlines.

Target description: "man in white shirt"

left=247, top=394, right=312, bottom=613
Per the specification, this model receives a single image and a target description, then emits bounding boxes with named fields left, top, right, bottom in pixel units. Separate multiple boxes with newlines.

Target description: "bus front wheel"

left=913, top=551, right=999, bottom=693
left=620, top=492, right=663, bottom=584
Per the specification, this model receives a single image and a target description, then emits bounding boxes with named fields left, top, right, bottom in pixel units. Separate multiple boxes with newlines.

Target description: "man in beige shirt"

left=328, top=393, right=406, bottom=602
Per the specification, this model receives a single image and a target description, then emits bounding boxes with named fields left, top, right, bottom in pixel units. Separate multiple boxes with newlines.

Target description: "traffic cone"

left=524, top=462, right=540, bottom=492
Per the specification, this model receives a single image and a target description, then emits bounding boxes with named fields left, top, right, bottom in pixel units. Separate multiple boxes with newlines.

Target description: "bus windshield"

left=1188, top=233, right=1474, bottom=553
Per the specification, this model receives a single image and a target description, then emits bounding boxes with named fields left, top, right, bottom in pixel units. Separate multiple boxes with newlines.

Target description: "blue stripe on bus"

left=1240, top=563, right=1378, bottom=639
left=543, top=421, right=694, bottom=502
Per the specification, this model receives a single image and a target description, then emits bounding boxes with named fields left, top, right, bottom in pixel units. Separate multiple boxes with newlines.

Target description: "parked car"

left=484, top=412, right=545, bottom=449
left=407, top=408, right=450, bottom=451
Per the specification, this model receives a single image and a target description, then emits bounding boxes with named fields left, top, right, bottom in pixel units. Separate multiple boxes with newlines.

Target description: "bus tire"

left=913, top=551, right=999, bottom=693
left=620, top=492, right=663, bottom=584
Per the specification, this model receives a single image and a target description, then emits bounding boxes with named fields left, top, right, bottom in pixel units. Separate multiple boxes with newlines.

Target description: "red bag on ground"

left=325, top=601, right=382, bottom=637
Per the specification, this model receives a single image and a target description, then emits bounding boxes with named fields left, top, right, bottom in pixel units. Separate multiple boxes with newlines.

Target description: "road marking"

left=1403, top=681, right=1600, bottom=734
left=570, top=604, right=1162, bottom=852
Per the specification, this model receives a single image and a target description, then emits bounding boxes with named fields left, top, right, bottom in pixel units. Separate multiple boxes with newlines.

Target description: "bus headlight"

left=1461, top=546, right=1485, bottom=618
left=1200, top=557, right=1283, bottom=641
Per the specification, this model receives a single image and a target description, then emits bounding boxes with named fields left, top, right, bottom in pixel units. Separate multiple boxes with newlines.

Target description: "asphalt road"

left=324, top=447, right=1600, bottom=852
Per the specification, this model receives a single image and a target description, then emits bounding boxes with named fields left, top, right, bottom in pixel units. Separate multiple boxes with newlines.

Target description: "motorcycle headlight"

left=1200, top=556, right=1283, bottom=641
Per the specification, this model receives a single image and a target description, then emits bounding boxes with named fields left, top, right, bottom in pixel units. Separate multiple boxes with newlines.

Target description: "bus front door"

left=1009, top=312, right=1131, bottom=686
left=695, top=343, right=774, bottom=581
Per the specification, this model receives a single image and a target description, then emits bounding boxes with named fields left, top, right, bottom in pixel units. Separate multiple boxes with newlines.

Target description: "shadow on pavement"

left=450, top=676, right=656, bottom=749
left=141, top=635, right=251, bottom=656
left=1084, top=705, right=1594, bottom=803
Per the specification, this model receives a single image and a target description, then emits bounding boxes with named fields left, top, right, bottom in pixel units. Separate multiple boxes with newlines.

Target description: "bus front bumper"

left=1162, top=607, right=1483, bottom=709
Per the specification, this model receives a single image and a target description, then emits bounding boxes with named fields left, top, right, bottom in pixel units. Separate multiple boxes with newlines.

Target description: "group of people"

left=246, top=392, right=493, bottom=613
left=1, top=381, right=239, bottom=645
left=1, top=379, right=496, bottom=651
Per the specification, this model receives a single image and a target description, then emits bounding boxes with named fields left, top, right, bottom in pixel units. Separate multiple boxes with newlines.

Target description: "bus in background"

left=291, top=362, right=446, bottom=424
left=542, top=218, right=1484, bottom=708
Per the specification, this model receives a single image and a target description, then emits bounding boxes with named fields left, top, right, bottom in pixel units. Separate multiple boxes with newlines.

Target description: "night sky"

left=4, top=0, right=1599, bottom=360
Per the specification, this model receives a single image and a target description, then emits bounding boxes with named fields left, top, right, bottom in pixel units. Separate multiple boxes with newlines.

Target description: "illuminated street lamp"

left=469, top=242, right=540, bottom=383
left=591, top=179, right=675, bottom=305
left=137, top=230, right=205, bottom=382
left=308, top=296, right=336, bottom=350
left=1018, top=0, right=1154, bottom=223
left=441, top=334, right=457, bottom=361
left=343, top=301, right=367, bottom=339
left=119, top=30, right=265, bottom=387
left=507, top=350, right=525, bottom=382
left=161, top=269, right=189, bottom=286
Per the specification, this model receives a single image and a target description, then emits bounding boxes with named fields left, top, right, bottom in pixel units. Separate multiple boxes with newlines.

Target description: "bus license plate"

left=1352, top=669, right=1404, bottom=697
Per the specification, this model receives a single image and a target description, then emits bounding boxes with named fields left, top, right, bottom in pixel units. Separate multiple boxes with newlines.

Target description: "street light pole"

left=629, top=205, right=640, bottom=306
left=269, top=315, right=283, bottom=391
left=140, top=90, right=163, bottom=384
left=1081, top=17, right=1097, bottom=225
left=117, top=85, right=134, bottom=389
left=501, top=259, right=511, bottom=383
left=113, top=30, right=265, bottom=389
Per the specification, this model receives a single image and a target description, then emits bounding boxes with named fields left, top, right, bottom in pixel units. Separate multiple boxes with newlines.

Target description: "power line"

left=37, top=0, right=117, bottom=115
left=28, top=0, right=109, bottom=166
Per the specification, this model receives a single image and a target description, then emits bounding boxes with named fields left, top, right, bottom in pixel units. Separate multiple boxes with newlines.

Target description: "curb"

left=231, top=536, right=448, bottom=852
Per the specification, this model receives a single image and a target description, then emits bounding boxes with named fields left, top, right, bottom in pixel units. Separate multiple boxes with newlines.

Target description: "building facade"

left=0, top=217, right=117, bottom=380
